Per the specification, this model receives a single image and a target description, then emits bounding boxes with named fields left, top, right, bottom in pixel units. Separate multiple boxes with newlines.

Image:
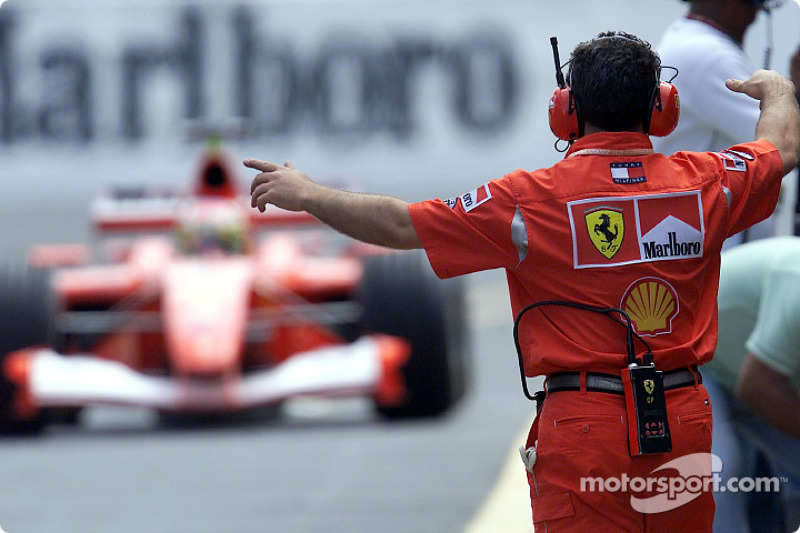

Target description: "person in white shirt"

left=653, top=0, right=800, bottom=248
left=655, top=4, right=800, bottom=531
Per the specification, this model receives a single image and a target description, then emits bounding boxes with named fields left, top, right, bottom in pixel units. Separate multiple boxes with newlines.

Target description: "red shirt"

left=409, top=132, right=783, bottom=376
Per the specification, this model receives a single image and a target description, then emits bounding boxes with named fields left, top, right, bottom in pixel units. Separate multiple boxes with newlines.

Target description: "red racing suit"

left=408, top=131, right=783, bottom=532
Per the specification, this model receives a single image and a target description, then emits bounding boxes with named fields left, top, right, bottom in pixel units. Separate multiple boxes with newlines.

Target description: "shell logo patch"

left=621, top=277, right=679, bottom=337
left=585, top=207, right=625, bottom=259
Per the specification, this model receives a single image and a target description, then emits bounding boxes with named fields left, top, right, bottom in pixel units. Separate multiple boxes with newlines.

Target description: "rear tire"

left=359, top=251, right=470, bottom=419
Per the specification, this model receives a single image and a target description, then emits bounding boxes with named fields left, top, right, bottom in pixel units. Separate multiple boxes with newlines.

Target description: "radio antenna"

left=550, top=37, right=567, bottom=89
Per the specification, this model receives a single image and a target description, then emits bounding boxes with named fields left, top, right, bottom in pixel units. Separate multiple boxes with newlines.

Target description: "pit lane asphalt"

left=0, top=268, right=540, bottom=533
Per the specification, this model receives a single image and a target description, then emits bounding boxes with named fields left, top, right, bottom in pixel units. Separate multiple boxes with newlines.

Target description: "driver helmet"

left=175, top=200, right=251, bottom=256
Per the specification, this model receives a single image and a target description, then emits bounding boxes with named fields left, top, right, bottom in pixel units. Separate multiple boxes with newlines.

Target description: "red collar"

left=564, top=132, right=654, bottom=159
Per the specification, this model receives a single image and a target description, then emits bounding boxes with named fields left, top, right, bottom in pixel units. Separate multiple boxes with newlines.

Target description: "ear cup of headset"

left=548, top=86, right=580, bottom=141
left=648, top=81, right=680, bottom=137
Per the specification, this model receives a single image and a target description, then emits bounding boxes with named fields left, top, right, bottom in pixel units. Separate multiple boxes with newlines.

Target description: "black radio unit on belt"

left=513, top=300, right=673, bottom=456
left=622, top=362, right=672, bottom=455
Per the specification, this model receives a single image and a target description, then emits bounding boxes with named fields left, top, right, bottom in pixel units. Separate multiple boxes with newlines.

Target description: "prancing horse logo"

left=644, top=379, right=655, bottom=395
left=585, top=208, right=625, bottom=259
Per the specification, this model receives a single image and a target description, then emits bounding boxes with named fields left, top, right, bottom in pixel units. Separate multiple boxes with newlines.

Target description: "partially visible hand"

left=730, top=69, right=800, bottom=176
left=726, top=69, right=795, bottom=103
left=245, top=158, right=315, bottom=213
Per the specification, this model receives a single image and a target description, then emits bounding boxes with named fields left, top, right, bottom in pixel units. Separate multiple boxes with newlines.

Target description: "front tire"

left=0, top=258, right=55, bottom=434
left=359, top=251, right=470, bottom=419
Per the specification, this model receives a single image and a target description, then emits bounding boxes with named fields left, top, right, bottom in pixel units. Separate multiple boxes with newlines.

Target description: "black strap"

left=544, top=367, right=699, bottom=395
left=514, top=300, right=654, bottom=402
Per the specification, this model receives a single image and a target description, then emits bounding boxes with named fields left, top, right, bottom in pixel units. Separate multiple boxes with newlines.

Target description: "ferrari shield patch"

left=585, top=207, right=625, bottom=259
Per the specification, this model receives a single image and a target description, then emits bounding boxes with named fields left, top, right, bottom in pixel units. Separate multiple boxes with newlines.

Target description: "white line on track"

left=463, top=415, right=535, bottom=533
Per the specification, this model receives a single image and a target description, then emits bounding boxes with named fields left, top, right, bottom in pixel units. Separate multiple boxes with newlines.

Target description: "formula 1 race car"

left=0, top=143, right=470, bottom=433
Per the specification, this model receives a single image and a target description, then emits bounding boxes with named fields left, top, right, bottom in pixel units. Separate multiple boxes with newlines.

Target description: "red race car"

left=0, top=144, right=470, bottom=433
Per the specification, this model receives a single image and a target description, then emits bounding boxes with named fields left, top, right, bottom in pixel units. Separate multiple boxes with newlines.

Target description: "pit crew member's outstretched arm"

left=245, top=158, right=422, bottom=250
left=726, top=69, right=800, bottom=176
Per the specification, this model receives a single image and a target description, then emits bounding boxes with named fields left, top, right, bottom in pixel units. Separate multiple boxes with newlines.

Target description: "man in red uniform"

left=247, top=32, right=799, bottom=532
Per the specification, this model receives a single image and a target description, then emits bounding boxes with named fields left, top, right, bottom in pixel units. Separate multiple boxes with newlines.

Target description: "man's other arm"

left=726, top=70, right=800, bottom=176
left=736, top=353, right=800, bottom=440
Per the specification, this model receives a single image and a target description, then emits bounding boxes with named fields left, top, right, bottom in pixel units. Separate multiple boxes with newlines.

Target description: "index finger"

left=243, top=158, right=280, bottom=172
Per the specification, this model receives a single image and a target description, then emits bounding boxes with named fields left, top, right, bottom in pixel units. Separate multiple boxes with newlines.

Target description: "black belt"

left=545, top=366, right=700, bottom=395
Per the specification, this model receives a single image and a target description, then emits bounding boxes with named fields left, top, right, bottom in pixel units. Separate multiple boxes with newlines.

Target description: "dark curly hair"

left=568, top=31, right=661, bottom=133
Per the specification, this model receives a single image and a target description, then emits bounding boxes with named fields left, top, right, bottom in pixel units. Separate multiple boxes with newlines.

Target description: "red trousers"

left=525, top=381, right=714, bottom=532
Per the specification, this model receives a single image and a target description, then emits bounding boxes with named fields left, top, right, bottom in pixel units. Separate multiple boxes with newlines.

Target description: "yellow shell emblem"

left=622, top=278, right=679, bottom=336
